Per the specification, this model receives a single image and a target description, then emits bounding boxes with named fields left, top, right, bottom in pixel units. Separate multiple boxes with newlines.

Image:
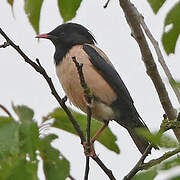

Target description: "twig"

left=119, top=0, right=180, bottom=141
left=92, top=155, right=116, bottom=180
left=104, top=0, right=111, bottom=8
left=123, top=115, right=180, bottom=179
left=138, top=15, right=180, bottom=105
left=72, top=56, right=92, bottom=180
left=72, top=57, right=116, bottom=179
left=123, top=144, right=153, bottom=180
left=0, top=104, right=12, bottom=117
left=0, top=41, right=10, bottom=48
left=0, top=27, right=86, bottom=144
left=84, top=157, right=90, bottom=180
left=69, top=175, right=76, bottom=180
left=140, top=147, right=180, bottom=170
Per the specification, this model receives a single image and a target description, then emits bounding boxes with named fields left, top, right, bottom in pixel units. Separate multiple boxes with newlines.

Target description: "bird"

left=36, top=22, right=150, bottom=154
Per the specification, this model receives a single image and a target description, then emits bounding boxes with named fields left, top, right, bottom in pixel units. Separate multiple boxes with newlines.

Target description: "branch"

left=104, top=0, right=111, bottom=8
left=123, top=114, right=180, bottom=179
left=72, top=57, right=116, bottom=179
left=92, top=155, right=116, bottom=180
left=140, top=147, right=180, bottom=170
left=0, top=104, right=12, bottom=117
left=138, top=13, right=180, bottom=106
left=0, top=27, right=86, bottom=144
left=119, top=0, right=180, bottom=141
left=123, top=144, right=153, bottom=180
left=72, top=57, right=92, bottom=180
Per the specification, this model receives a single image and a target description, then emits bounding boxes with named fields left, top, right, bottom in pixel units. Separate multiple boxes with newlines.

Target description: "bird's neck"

left=54, top=44, right=72, bottom=65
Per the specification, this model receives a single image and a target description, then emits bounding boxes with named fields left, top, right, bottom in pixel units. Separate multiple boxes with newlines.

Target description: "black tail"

left=113, top=102, right=150, bottom=154
left=127, top=127, right=149, bottom=154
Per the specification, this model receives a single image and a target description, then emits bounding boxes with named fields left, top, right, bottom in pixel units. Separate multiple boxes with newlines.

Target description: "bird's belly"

left=56, top=63, right=115, bottom=122
left=56, top=45, right=117, bottom=122
left=91, top=101, right=115, bottom=122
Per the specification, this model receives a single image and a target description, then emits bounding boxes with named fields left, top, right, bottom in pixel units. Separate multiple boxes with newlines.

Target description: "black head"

left=36, top=23, right=97, bottom=65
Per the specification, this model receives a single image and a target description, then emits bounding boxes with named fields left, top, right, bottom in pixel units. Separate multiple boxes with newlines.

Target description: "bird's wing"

left=83, top=44, right=133, bottom=105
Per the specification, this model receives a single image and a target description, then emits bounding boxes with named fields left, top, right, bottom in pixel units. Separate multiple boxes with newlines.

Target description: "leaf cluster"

left=0, top=105, right=119, bottom=179
left=0, top=105, right=69, bottom=180
left=147, top=0, right=180, bottom=55
left=132, top=128, right=180, bottom=180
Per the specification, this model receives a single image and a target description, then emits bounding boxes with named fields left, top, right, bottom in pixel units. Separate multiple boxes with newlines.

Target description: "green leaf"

left=136, top=128, right=160, bottom=146
left=58, top=0, right=82, bottom=22
left=132, top=169, right=157, bottom=180
left=170, top=80, right=180, bottom=89
left=147, top=0, right=166, bottom=14
left=51, top=108, right=120, bottom=153
left=0, top=116, right=19, bottom=159
left=24, top=0, right=43, bottom=34
left=39, top=135, right=70, bottom=180
left=159, top=134, right=178, bottom=148
left=12, top=104, right=34, bottom=122
left=160, top=157, right=180, bottom=171
left=162, top=2, right=180, bottom=55
left=12, top=104, right=39, bottom=160
left=19, top=121, right=39, bottom=160
left=0, top=157, right=38, bottom=180
left=137, top=128, right=178, bottom=148
left=168, top=176, right=180, bottom=180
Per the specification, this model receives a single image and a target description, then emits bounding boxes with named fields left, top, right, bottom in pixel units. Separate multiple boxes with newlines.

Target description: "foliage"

left=147, top=1, right=180, bottom=55
left=0, top=105, right=120, bottom=179
left=2, top=0, right=180, bottom=179
left=0, top=105, right=70, bottom=180
left=6, top=0, right=180, bottom=55
left=132, top=168, right=158, bottom=180
left=133, top=128, right=180, bottom=180
left=50, top=108, right=120, bottom=153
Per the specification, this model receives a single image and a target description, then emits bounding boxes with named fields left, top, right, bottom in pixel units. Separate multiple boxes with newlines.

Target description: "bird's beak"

left=35, top=33, right=49, bottom=39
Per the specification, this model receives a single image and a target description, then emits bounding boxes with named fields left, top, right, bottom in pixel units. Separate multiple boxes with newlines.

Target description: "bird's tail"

left=127, top=127, right=149, bottom=154
left=114, top=105, right=150, bottom=154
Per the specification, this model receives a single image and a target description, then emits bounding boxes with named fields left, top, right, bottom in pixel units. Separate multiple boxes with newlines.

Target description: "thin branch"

left=104, top=0, right=111, bottom=8
left=138, top=15, right=180, bottom=105
left=123, top=115, right=180, bottom=179
left=0, top=41, right=10, bottom=48
left=119, top=0, right=180, bottom=142
left=84, top=157, right=90, bottom=180
left=72, top=57, right=116, bottom=179
left=140, top=147, right=180, bottom=170
left=92, top=155, right=116, bottom=180
left=72, top=56, right=92, bottom=180
left=69, top=175, right=76, bottom=180
left=123, top=144, right=153, bottom=180
left=0, top=27, right=86, bottom=144
left=0, top=104, right=12, bottom=117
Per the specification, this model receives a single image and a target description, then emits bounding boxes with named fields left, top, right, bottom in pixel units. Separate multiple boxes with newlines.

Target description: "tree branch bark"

left=119, top=0, right=180, bottom=141
left=138, top=13, right=180, bottom=105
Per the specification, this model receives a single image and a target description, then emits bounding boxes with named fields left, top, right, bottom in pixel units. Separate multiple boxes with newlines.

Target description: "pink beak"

left=35, top=33, right=49, bottom=39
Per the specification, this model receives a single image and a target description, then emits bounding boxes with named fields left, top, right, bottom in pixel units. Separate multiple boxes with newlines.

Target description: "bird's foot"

left=83, top=141, right=96, bottom=158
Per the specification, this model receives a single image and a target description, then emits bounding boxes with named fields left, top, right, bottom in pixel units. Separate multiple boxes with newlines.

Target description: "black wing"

left=83, top=44, right=133, bottom=105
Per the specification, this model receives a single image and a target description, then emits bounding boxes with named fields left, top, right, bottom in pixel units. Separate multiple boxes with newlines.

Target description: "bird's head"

left=36, top=23, right=96, bottom=47
left=36, top=23, right=96, bottom=64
